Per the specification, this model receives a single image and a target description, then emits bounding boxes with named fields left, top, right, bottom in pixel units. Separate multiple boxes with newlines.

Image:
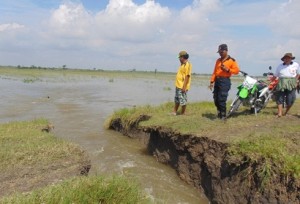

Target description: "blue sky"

left=0, top=0, right=299, bottom=74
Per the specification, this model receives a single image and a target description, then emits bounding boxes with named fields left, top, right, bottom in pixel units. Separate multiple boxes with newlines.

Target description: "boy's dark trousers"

left=213, top=77, right=231, bottom=118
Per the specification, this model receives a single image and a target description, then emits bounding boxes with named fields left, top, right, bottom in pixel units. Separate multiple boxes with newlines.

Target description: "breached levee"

left=108, top=108, right=300, bottom=204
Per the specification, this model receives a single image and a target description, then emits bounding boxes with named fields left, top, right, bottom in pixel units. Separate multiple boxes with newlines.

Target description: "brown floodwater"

left=0, top=76, right=232, bottom=203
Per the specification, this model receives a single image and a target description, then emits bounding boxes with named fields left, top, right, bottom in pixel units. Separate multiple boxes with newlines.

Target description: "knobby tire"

left=228, top=98, right=242, bottom=117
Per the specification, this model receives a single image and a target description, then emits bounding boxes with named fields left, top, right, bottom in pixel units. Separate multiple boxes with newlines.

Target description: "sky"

left=0, top=0, right=299, bottom=74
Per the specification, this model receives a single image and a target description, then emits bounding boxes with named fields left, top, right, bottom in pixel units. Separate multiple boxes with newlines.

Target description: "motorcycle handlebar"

left=239, top=71, right=248, bottom=76
left=263, top=72, right=274, bottom=77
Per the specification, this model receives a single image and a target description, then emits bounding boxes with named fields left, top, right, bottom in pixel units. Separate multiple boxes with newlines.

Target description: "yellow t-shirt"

left=175, top=61, right=192, bottom=90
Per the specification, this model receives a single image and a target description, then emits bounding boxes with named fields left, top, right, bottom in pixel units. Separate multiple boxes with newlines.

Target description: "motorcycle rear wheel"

left=227, top=98, right=242, bottom=117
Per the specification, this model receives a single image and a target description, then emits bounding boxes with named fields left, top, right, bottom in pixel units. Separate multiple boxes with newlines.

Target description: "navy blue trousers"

left=213, top=77, right=231, bottom=117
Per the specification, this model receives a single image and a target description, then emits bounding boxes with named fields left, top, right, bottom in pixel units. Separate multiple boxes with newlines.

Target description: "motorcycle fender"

left=239, top=88, right=248, bottom=99
left=259, top=87, right=268, bottom=98
left=250, top=85, right=258, bottom=95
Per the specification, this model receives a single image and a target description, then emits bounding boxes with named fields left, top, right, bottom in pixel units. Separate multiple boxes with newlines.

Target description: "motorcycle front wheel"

left=251, top=97, right=265, bottom=114
left=227, top=97, right=242, bottom=117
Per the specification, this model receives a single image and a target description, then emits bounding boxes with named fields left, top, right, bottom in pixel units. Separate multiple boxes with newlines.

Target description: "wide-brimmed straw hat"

left=281, top=53, right=295, bottom=61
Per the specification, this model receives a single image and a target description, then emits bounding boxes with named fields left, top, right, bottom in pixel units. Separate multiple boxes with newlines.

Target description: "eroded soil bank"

left=109, top=117, right=300, bottom=204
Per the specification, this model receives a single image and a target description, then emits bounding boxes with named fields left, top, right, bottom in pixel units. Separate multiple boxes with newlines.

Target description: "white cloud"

left=0, top=23, right=25, bottom=32
left=181, top=0, right=220, bottom=20
left=269, top=0, right=300, bottom=38
left=43, top=0, right=172, bottom=50
left=104, top=0, right=170, bottom=23
left=0, top=22, right=29, bottom=52
left=1, top=0, right=300, bottom=74
left=94, top=0, right=171, bottom=42
left=167, top=0, right=220, bottom=48
left=49, top=2, right=92, bottom=37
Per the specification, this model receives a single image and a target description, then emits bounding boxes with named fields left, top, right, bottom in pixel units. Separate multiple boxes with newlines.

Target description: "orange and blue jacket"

left=210, top=56, right=240, bottom=83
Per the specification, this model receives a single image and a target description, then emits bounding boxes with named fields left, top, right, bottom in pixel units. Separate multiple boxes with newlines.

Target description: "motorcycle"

left=227, top=71, right=266, bottom=117
left=257, top=66, right=279, bottom=108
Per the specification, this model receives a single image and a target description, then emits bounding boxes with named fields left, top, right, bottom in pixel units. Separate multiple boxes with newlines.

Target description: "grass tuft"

left=1, top=175, right=148, bottom=204
left=229, top=134, right=300, bottom=179
left=0, top=119, right=83, bottom=170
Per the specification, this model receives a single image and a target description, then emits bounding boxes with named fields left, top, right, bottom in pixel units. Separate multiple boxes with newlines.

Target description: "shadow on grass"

left=202, top=109, right=252, bottom=120
left=291, top=114, right=300, bottom=119
left=226, top=110, right=251, bottom=119
left=201, top=113, right=217, bottom=120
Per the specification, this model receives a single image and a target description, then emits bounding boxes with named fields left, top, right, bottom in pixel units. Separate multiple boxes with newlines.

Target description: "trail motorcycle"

left=257, top=66, right=279, bottom=108
left=227, top=71, right=263, bottom=117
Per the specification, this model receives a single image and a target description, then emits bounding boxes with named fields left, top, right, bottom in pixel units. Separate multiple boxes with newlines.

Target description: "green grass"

left=106, top=100, right=300, bottom=179
left=0, top=119, right=83, bottom=171
left=0, top=119, right=148, bottom=203
left=1, top=175, right=148, bottom=204
left=229, top=135, right=300, bottom=178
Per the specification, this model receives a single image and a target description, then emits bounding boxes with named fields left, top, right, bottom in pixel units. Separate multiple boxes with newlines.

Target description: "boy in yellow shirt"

left=173, top=51, right=192, bottom=115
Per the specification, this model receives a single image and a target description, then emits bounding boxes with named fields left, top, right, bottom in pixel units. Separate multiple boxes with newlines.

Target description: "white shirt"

left=275, top=61, right=299, bottom=78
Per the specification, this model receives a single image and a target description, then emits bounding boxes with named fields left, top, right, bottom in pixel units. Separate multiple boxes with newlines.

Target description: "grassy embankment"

left=106, top=100, right=300, bottom=179
left=1, top=176, right=144, bottom=204
left=0, top=119, right=147, bottom=203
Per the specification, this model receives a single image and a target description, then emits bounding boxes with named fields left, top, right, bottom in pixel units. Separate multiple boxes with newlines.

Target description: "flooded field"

left=0, top=73, right=238, bottom=203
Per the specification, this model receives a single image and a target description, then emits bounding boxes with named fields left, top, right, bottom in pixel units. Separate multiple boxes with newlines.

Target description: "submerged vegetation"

left=106, top=100, right=300, bottom=179
left=0, top=65, right=216, bottom=83
left=0, top=66, right=176, bottom=81
left=163, top=86, right=172, bottom=91
left=23, top=77, right=41, bottom=83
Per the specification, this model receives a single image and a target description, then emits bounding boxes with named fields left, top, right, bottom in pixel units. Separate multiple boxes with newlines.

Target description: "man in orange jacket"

left=209, top=44, right=240, bottom=119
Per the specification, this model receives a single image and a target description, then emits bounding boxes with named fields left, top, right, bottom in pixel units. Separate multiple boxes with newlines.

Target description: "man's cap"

left=281, top=53, right=295, bottom=61
left=178, top=51, right=188, bottom=58
left=217, top=44, right=228, bottom=53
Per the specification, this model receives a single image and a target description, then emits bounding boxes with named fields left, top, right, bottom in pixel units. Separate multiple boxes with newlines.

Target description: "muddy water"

left=0, top=76, right=234, bottom=204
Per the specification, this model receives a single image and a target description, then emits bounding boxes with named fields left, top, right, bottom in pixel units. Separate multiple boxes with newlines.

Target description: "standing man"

left=275, top=53, right=299, bottom=117
left=173, top=51, right=192, bottom=115
left=209, top=44, right=240, bottom=119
